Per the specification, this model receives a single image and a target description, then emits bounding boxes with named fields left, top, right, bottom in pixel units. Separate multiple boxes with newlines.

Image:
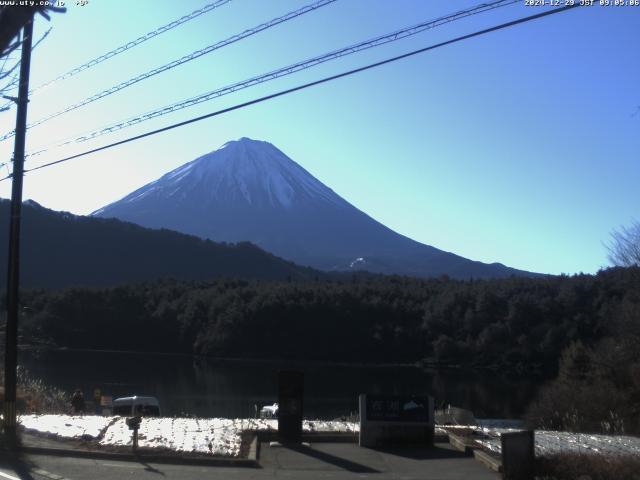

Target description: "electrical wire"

left=0, top=2, right=580, bottom=182
left=24, top=0, right=519, bottom=157
left=0, top=0, right=233, bottom=112
left=0, top=0, right=337, bottom=141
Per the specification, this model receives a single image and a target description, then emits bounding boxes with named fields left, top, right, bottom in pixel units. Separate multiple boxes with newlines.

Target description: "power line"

left=24, top=0, right=519, bottom=157
left=0, top=0, right=233, bottom=112
left=0, top=2, right=579, bottom=182
left=0, top=0, right=337, bottom=141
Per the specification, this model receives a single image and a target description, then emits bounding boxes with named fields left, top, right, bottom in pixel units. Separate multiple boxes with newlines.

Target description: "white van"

left=113, top=396, right=161, bottom=417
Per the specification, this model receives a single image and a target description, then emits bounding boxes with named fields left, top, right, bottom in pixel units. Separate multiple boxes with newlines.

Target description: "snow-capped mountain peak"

left=93, top=137, right=533, bottom=279
left=124, top=137, right=344, bottom=211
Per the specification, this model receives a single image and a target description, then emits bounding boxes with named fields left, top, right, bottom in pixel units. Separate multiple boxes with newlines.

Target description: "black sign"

left=278, top=370, right=304, bottom=443
left=366, top=395, right=430, bottom=422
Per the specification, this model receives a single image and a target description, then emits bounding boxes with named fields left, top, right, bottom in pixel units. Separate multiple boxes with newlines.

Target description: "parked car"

left=113, top=396, right=161, bottom=417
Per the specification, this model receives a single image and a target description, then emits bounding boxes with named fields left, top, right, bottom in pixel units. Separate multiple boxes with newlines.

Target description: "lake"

left=19, top=348, right=539, bottom=420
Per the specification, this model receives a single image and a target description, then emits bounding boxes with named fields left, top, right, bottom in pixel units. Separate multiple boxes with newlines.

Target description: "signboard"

left=278, top=370, right=304, bottom=443
left=100, top=395, right=113, bottom=407
left=366, top=395, right=430, bottom=422
left=359, top=394, right=434, bottom=447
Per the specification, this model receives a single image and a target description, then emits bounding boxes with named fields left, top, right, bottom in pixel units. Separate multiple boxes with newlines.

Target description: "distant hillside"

left=0, top=199, right=319, bottom=288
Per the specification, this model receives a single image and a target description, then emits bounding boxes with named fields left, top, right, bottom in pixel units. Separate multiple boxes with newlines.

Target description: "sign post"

left=100, top=395, right=113, bottom=416
left=126, top=416, right=141, bottom=453
left=94, top=388, right=102, bottom=414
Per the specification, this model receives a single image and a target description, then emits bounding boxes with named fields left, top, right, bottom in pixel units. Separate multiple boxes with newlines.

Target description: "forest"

left=16, top=267, right=636, bottom=370
left=15, top=266, right=640, bottom=432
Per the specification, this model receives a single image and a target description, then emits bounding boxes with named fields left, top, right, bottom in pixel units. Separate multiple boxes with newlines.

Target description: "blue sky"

left=0, top=0, right=638, bottom=275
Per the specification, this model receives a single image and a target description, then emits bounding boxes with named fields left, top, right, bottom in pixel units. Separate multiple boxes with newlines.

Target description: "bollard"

left=94, top=388, right=102, bottom=415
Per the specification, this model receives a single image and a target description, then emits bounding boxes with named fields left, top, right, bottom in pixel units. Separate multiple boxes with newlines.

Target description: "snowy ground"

left=18, top=415, right=114, bottom=440
left=99, top=417, right=247, bottom=457
left=18, top=415, right=359, bottom=457
left=445, top=424, right=640, bottom=458
left=19, top=415, right=639, bottom=459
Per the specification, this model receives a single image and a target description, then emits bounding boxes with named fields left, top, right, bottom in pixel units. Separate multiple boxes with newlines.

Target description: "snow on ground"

left=23, top=414, right=638, bottom=459
left=531, top=431, right=640, bottom=457
left=100, top=417, right=247, bottom=457
left=476, top=419, right=525, bottom=429
left=449, top=424, right=640, bottom=458
left=304, top=419, right=359, bottom=433
left=18, top=415, right=359, bottom=457
left=19, top=414, right=113, bottom=440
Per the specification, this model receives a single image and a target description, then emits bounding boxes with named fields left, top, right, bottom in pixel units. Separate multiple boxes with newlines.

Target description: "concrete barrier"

left=474, top=449, right=502, bottom=473
left=447, top=432, right=475, bottom=456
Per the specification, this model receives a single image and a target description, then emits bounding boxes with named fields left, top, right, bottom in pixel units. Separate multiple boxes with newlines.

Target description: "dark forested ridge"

left=19, top=267, right=640, bottom=379
left=0, top=199, right=319, bottom=288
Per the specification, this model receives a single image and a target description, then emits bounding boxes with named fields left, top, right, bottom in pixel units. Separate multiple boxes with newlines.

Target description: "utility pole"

left=3, top=18, right=33, bottom=448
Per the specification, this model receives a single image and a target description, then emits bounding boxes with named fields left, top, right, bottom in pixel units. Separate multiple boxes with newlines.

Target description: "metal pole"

left=3, top=18, right=33, bottom=447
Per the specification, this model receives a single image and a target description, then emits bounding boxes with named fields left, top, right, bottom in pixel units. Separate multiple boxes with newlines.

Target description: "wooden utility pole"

left=3, top=18, right=33, bottom=447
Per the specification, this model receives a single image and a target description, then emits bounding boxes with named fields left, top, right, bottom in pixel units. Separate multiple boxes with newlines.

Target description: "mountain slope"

left=93, top=137, right=535, bottom=279
left=0, top=199, right=318, bottom=288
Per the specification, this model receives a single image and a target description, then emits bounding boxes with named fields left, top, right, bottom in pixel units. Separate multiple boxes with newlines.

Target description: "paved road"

left=0, top=442, right=499, bottom=480
left=0, top=466, right=21, bottom=480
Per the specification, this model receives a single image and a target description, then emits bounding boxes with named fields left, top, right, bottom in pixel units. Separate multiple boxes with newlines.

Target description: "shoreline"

left=18, top=345, right=545, bottom=375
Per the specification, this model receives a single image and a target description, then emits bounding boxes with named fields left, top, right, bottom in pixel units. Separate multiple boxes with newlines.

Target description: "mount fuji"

left=93, top=137, right=533, bottom=279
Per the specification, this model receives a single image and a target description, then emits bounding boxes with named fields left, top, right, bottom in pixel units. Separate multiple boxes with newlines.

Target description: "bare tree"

left=607, top=220, right=640, bottom=267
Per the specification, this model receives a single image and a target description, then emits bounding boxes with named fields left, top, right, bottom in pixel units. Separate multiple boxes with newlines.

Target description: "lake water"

left=19, top=349, right=538, bottom=420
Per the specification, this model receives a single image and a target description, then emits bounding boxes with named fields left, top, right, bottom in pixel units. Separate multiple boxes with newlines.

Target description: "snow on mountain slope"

left=93, top=137, right=534, bottom=279
left=95, top=138, right=345, bottom=215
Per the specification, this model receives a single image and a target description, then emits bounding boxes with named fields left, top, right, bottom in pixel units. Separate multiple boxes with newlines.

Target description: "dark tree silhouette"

left=0, top=4, right=63, bottom=57
left=0, top=4, right=64, bottom=100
